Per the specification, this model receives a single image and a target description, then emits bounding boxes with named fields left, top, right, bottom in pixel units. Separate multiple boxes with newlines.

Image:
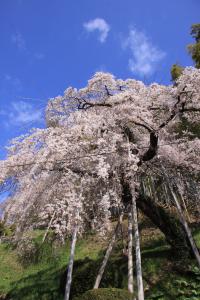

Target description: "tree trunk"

left=137, top=193, right=193, bottom=257
left=64, top=226, right=78, bottom=300
left=121, top=176, right=193, bottom=257
left=127, top=208, right=134, bottom=295
left=94, top=213, right=123, bottom=289
left=159, top=163, right=200, bottom=267
left=168, top=183, right=200, bottom=268
left=131, top=187, right=144, bottom=300
left=177, top=185, right=191, bottom=222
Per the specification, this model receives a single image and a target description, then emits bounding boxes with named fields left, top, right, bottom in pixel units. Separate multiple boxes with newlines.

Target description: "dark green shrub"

left=60, top=254, right=128, bottom=299
left=73, top=288, right=134, bottom=300
left=17, top=237, right=55, bottom=266
left=0, top=220, right=15, bottom=237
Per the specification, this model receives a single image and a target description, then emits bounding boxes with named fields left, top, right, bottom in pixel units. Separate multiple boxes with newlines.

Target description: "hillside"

left=0, top=218, right=200, bottom=300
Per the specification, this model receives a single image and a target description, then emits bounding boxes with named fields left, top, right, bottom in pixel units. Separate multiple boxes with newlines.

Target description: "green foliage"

left=170, top=64, right=184, bottom=82
left=16, top=237, right=55, bottom=266
left=0, top=221, right=5, bottom=236
left=170, top=23, right=200, bottom=79
left=174, top=268, right=200, bottom=299
left=190, top=24, right=200, bottom=43
left=147, top=291, right=165, bottom=300
left=73, top=288, right=133, bottom=300
left=175, top=117, right=200, bottom=139
left=187, top=42, right=200, bottom=69
left=187, top=23, right=200, bottom=68
left=0, top=220, right=15, bottom=237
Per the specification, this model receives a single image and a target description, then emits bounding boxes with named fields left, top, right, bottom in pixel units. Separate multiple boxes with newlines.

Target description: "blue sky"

left=0, top=0, right=199, bottom=160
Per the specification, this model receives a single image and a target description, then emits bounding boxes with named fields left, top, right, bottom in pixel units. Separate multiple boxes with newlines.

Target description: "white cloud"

left=11, top=32, right=26, bottom=50
left=123, top=28, right=166, bottom=76
left=83, top=18, right=110, bottom=43
left=2, top=101, right=43, bottom=126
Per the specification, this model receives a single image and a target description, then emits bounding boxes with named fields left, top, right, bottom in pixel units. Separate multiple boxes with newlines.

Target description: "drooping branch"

left=42, top=210, right=56, bottom=243
left=105, top=85, right=112, bottom=96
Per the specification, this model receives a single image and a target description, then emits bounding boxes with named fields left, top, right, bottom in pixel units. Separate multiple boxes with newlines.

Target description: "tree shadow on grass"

left=6, top=243, right=188, bottom=300
left=6, top=254, right=128, bottom=300
left=6, top=266, right=64, bottom=300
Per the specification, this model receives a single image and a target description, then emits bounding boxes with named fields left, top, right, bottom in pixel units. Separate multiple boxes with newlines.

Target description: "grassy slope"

left=0, top=226, right=200, bottom=300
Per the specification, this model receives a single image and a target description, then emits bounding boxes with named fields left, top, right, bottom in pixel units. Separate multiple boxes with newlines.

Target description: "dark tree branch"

left=183, top=107, right=200, bottom=112
left=123, top=126, right=135, bottom=144
left=148, top=106, right=165, bottom=111
left=75, top=86, right=196, bottom=168
left=76, top=97, right=112, bottom=110
left=131, top=121, right=153, bottom=133
left=105, top=85, right=112, bottom=96
left=141, top=132, right=158, bottom=162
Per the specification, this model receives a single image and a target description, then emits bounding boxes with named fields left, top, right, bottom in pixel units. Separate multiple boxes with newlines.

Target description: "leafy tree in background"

left=188, top=23, right=200, bottom=69
left=190, top=23, right=200, bottom=43
left=170, top=63, right=184, bottom=82
left=171, top=24, right=200, bottom=82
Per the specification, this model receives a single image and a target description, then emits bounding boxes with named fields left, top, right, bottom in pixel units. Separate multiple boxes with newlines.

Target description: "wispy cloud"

left=34, top=52, right=45, bottom=60
left=3, top=74, right=22, bottom=91
left=11, top=32, right=26, bottom=51
left=83, top=18, right=110, bottom=43
left=0, top=101, right=43, bottom=127
left=10, top=101, right=43, bottom=124
left=123, top=28, right=166, bottom=77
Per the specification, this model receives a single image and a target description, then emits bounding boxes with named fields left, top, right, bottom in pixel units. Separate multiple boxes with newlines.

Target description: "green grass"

left=0, top=227, right=200, bottom=300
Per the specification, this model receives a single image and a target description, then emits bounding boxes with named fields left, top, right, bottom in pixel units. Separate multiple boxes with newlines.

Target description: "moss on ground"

left=73, top=288, right=133, bottom=300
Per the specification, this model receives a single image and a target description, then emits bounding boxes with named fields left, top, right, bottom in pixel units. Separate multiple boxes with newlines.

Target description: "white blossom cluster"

left=0, top=68, right=200, bottom=239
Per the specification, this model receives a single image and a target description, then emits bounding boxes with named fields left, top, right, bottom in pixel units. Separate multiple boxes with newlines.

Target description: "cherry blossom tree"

left=0, top=67, right=200, bottom=299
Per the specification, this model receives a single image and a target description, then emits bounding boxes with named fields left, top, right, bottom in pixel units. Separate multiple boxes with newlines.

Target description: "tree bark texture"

left=137, top=193, right=193, bottom=257
left=160, top=164, right=200, bottom=266
left=168, top=183, right=200, bottom=268
left=121, top=177, right=193, bottom=257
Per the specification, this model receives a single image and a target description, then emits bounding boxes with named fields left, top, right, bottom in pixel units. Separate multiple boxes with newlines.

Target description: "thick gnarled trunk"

left=121, top=176, right=193, bottom=258
left=136, top=193, right=193, bottom=257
